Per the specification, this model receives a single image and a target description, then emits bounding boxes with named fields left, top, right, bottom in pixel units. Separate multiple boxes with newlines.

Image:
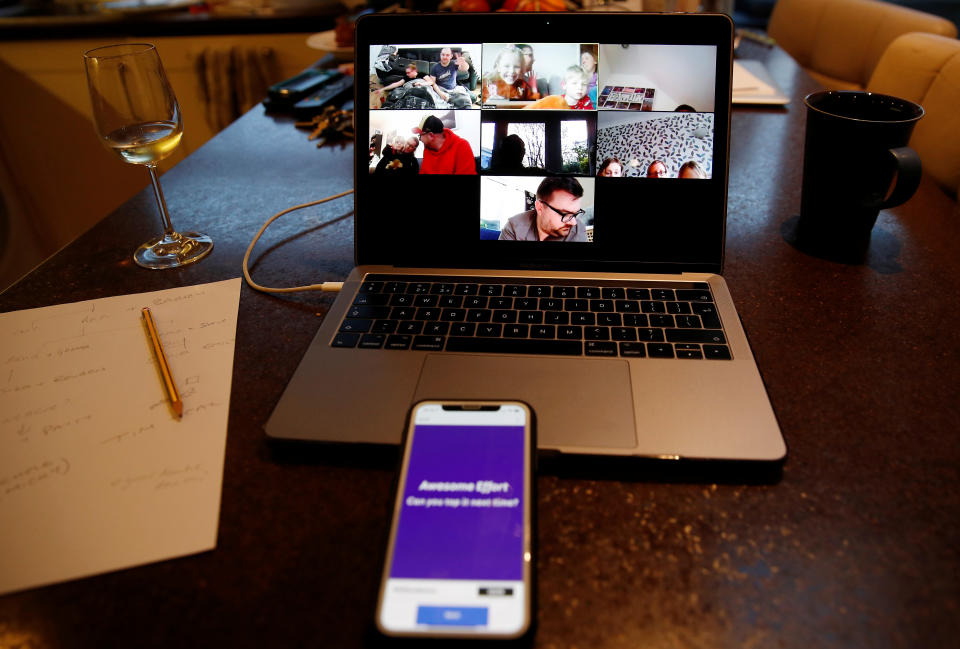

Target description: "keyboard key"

left=611, top=327, right=637, bottom=341
left=359, top=281, right=383, bottom=293
left=598, top=313, right=622, bottom=326
left=619, top=342, right=646, bottom=357
left=577, top=287, right=600, bottom=299
left=451, top=322, right=476, bottom=336
left=490, top=297, right=513, bottom=309
left=586, top=341, right=617, bottom=356
left=649, top=314, right=675, bottom=328
left=468, top=309, right=492, bottom=322
left=675, top=315, right=701, bottom=328
left=585, top=326, right=610, bottom=340
left=353, top=293, right=390, bottom=306
left=648, top=343, right=675, bottom=358
left=564, top=298, right=588, bottom=311
left=558, top=325, right=583, bottom=339
left=626, top=288, right=651, bottom=300
left=383, top=282, right=408, bottom=293
left=515, top=297, right=538, bottom=310
left=432, top=283, right=454, bottom=295
left=590, top=299, right=614, bottom=312
left=545, top=311, right=569, bottom=325
left=359, top=334, right=385, bottom=349
left=409, top=282, right=432, bottom=294
left=540, top=298, right=563, bottom=311
left=415, top=308, right=441, bottom=321
left=398, top=321, right=423, bottom=335
left=615, top=300, right=640, bottom=313
left=692, top=303, right=721, bottom=328
left=439, top=295, right=463, bottom=308
left=641, top=301, right=666, bottom=313
left=623, top=313, right=649, bottom=327
left=455, top=284, right=479, bottom=295
left=413, top=336, right=445, bottom=351
left=553, top=286, right=575, bottom=298
left=676, top=344, right=703, bottom=359
left=425, top=322, right=450, bottom=336
left=518, top=311, right=544, bottom=324
left=339, top=319, right=372, bottom=333
left=385, top=334, right=412, bottom=350
left=531, top=325, right=556, bottom=339
left=528, top=285, right=551, bottom=297
left=464, top=296, right=488, bottom=308
left=479, top=284, right=503, bottom=296
left=346, top=305, right=390, bottom=319
left=601, top=287, right=625, bottom=299
left=414, top=294, right=439, bottom=307
left=477, top=323, right=503, bottom=337
left=665, top=329, right=726, bottom=344
left=372, top=320, right=398, bottom=333
left=704, top=344, right=732, bottom=360
left=441, top=309, right=466, bottom=321
left=636, top=328, right=665, bottom=342
left=666, top=301, right=692, bottom=314
left=504, top=285, right=526, bottom=296
left=651, top=288, right=675, bottom=300
left=504, top=324, right=529, bottom=338
left=446, top=337, right=582, bottom=356
left=493, top=310, right=518, bottom=323
left=331, top=332, right=360, bottom=348
left=391, top=307, right=415, bottom=320
left=571, top=312, right=595, bottom=325
left=676, top=289, right=713, bottom=302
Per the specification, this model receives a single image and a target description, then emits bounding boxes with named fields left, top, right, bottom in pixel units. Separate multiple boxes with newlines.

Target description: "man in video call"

left=429, top=47, right=473, bottom=105
left=413, top=115, right=477, bottom=175
left=499, top=176, right=587, bottom=242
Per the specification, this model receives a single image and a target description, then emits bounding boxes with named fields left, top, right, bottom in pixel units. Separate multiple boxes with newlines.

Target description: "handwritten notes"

left=0, top=278, right=241, bottom=595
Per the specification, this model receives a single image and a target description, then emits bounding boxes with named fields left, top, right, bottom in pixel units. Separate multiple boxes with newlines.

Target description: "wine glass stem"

left=146, top=164, right=176, bottom=237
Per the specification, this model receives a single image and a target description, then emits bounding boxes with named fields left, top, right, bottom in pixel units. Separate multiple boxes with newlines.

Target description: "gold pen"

left=142, top=307, right=183, bottom=418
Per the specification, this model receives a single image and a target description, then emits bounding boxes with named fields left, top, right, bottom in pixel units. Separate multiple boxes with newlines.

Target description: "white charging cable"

left=242, top=189, right=355, bottom=294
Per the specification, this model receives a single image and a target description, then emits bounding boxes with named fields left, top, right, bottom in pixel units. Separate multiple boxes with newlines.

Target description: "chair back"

left=868, top=32, right=960, bottom=199
left=768, top=0, right=957, bottom=90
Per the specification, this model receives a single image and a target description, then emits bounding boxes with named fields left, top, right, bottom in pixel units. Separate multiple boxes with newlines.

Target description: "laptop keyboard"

left=330, top=274, right=731, bottom=360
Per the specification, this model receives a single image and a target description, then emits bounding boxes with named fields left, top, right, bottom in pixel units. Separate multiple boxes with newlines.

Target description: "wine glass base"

left=134, top=231, right=213, bottom=269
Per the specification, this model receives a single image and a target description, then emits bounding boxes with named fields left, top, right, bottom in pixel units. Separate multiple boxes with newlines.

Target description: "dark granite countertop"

left=0, top=40, right=958, bottom=649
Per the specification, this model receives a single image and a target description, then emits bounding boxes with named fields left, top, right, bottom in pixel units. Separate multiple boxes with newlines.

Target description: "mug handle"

left=880, top=146, right=922, bottom=209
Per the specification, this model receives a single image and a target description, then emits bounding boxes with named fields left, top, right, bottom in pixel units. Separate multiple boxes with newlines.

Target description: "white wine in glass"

left=84, top=43, right=213, bottom=269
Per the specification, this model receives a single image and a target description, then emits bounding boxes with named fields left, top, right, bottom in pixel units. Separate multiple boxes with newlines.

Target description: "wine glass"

left=83, top=43, right=213, bottom=269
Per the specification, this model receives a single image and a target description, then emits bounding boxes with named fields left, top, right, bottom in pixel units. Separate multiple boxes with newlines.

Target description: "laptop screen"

left=355, top=13, right=732, bottom=274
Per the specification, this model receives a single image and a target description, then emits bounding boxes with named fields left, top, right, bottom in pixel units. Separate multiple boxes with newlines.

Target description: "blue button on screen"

left=417, top=606, right=489, bottom=626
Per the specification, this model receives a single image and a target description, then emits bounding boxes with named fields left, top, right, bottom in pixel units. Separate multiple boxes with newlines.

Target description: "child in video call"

left=526, top=65, right=595, bottom=110
left=482, top=45, right=538, bottom=103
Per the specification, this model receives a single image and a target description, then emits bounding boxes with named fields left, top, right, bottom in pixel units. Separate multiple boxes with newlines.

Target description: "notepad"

left=0, top=278, right=241, bottom=596
left=733, top=59, right=789, bottom=106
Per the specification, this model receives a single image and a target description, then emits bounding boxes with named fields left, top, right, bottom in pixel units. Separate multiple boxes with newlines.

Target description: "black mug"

left=797, top=91, right=924, bottom=259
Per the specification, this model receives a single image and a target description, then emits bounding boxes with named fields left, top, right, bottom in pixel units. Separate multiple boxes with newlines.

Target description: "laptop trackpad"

left=413, top=354, right=636, bottom=449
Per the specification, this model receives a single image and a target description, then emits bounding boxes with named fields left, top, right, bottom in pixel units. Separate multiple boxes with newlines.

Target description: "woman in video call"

left=482, top=45, right=539, bottom=103
left=597, top=157, right=623, bottom=177
left=647, top=159, right=668, bottom=178
left=580, top=48, right=599, bottom=106
left=678, top=160, right=707, bottom=178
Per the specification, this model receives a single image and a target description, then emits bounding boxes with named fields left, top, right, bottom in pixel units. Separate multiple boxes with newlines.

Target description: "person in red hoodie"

left=413, top=115, right=477, bottom=175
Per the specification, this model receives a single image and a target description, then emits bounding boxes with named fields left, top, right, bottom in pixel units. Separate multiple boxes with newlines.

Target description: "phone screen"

left=376, top=401, right=533, bottom=638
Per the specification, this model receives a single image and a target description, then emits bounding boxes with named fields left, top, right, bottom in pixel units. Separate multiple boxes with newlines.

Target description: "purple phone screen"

left=390, top=424, right=526, bottom=581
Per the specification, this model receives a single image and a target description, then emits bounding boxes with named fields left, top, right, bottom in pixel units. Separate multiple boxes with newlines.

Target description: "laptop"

left=265, top=11, right=787, bottom=464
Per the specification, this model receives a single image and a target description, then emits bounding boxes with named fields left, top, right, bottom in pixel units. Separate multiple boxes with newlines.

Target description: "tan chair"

left=768, top=0, right=958, bottom=91
left=868, top=32, right=960, bottom=200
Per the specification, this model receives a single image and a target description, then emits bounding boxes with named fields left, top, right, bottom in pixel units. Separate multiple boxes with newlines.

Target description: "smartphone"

left=376, top=400, right=535, bottom=640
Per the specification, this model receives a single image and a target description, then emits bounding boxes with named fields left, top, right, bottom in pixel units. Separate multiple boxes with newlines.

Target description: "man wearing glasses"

left=499, top=176, right=588, bottom=242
